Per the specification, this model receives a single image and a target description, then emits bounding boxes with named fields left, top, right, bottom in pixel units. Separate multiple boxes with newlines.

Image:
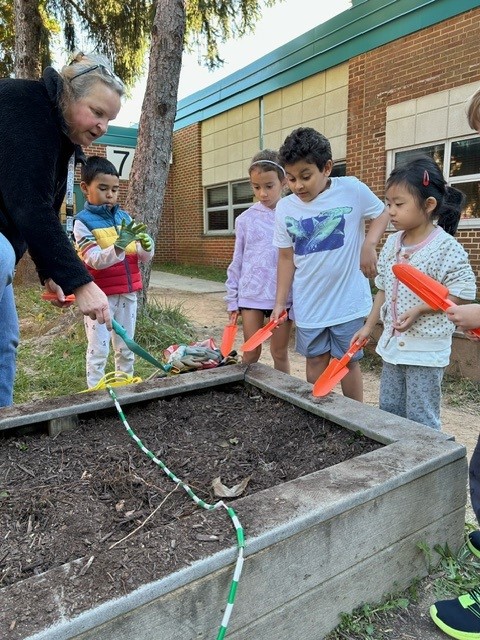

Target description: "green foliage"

left=9, top=0, right=283, bottom=89
left=14, top=286, right=197, bottom=403
left=184, top=0, right=278, bottom=68
left=0, top=0, right=14, bottom=76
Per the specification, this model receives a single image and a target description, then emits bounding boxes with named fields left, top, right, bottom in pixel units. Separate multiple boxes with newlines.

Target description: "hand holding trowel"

left=240, top=310, right=288, bottom=352
left=220, top=311, right=239, bottom=357
left=392, top=263, right=480, bottom=337
left=312, top=338, right=368, bottom=397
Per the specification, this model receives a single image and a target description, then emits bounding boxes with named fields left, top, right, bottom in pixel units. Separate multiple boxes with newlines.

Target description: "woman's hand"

left=73, top=282, right=112, bottom=329
left=44, top=279, right=75, bottom=308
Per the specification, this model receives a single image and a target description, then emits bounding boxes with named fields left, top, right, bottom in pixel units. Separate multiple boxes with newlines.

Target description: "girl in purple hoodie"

left=225, top=150, right=292, bottom=372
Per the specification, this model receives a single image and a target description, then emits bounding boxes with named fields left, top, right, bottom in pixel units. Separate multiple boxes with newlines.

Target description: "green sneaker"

left=430, top=589, right=480, bottom=639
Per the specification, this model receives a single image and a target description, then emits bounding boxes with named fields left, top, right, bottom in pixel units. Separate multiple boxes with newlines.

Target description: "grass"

left=14, top=286, right=197, bottom=404
left=325, top=534, right=480, bottom=639
left=152, top=261, right=227, bottom=283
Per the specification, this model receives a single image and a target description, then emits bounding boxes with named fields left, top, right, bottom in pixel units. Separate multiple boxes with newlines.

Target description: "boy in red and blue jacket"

left=74, top=156, right=154, bottom=388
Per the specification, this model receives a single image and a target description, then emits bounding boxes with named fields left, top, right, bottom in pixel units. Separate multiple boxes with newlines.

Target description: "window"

left=391, top=137, right=480, bottom=221
left=205, top=180, right=252, bottom=233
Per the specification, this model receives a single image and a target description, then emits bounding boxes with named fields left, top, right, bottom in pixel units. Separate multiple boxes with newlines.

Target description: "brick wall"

left=348, top=7, right=480, bottom=290
left=158, top=123, right=236, bottom=267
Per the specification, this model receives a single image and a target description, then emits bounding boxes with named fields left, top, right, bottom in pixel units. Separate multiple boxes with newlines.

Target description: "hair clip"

left=423, top=170, right=430, bottom=186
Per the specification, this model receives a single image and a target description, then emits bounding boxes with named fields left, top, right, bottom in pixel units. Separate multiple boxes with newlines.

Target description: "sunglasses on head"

left=70, top=64, right=123, bottom=87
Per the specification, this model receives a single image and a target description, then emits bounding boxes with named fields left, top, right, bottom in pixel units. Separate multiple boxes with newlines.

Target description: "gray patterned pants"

left=379, top=361, right=444, bottom=430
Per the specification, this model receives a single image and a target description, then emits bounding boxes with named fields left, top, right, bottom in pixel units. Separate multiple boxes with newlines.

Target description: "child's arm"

left=224, top=220, right=246, bottom=312
left=360, top=208, right=389, bottom=278
left=446, top=304, right=480, bottom=332
left=351, top=289, right=385, bottom=344
left=272, top=247, right=295, bottom=321
left=74, top=219, right=122, bottom=270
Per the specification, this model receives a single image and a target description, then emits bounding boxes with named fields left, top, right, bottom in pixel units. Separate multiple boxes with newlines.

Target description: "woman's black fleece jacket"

left=0, top=67, right=92, bottom=294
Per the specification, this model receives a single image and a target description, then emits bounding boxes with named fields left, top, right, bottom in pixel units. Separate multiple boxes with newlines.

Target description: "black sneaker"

left=468, top=531, right=480, bottom=559
left=430, top=588, right=480, bottom=639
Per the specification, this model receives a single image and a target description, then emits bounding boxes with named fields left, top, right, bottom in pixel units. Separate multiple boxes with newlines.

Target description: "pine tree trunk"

left=14, top=0, right=42, bottom=79
left=125, top=0, right=186, bottom=312
left=13, top=0, right=44, bottom=285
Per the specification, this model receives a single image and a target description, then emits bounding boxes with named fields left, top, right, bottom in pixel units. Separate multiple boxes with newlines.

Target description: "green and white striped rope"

left=107, top=386, right=245, bottom=639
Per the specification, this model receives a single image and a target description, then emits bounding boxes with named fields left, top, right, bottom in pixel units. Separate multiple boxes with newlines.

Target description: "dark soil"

left=0, top=383, right=382, bottom=639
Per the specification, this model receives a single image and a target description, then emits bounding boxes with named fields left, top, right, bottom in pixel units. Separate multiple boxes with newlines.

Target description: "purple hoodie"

left=225, top=202, right=292, bottom=312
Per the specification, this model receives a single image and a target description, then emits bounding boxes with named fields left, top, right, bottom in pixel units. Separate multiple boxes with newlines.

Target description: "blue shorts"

left=295, top=318, right=365, bottom=360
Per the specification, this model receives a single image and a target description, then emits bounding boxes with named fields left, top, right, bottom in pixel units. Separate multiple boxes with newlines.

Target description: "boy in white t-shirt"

left=272, top=127, right=388, bottom=401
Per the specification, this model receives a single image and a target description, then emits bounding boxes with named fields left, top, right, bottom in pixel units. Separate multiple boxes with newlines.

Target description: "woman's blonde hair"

left=59, top=52, right=125, bottom=113
left=466, top=86, right=480, bottom=132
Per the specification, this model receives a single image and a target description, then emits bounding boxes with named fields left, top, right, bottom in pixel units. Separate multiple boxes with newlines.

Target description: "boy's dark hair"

left=279, top=127, right=332, bottom=171
left=386, top=154, right=465, bottom=236
left=81, top=155, right=119, bottom=184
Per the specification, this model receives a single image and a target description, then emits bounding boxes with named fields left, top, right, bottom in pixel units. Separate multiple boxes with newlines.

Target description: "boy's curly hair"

left=279, top=127, right=332, bottom=170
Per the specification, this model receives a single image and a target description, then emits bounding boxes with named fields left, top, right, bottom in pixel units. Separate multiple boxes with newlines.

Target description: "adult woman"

left=0, top=52, right=124, bottom=407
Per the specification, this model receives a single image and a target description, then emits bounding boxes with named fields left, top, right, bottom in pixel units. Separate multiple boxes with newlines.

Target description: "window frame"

left=387, top=135, right=480, bottom=228
left=204, top=180, right=252, bottom=235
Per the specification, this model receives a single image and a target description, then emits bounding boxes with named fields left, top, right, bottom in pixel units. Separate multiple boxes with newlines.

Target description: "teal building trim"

left=174, top=0, right=480, bottom=131
left=95, top=125, right=138, bottom=148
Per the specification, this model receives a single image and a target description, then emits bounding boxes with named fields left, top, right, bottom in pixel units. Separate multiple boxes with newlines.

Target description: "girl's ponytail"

left=437, top=186, right=465, bottom=236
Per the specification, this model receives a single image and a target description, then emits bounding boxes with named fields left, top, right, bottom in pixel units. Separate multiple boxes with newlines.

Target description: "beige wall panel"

left=214, top=164, right=229, bottom=183
left=385, top=116, right=416, bottom=150
left=448, top=103, right=476, bottom=138
left=330, top=135, right=347, bottom=161
left=213, top=112, right=228, bottom=132
left=202, top=167, right=215, bottom=185
left=263, top=131, right=285, bottom=150
left=227, top=143, right=244, bottom=163
left=325, top=111, right=347, bottom=138
left=228, top=123, right=244, bottom=145
left=228, top=161, right=245, bottom=181
left=242, top=100, right=259, bottom=120
left=387, top=100, right=416, bottom=121
left=242, top=118, right=260, bottom=141
left=264, top=110, right=282, bottom=135
left=303, top=73, right=326, bottom=100
left=212, top=145, right=229, bottom=168
left=303, top=95, right=325, bottom=121
left=416, top=91, right=449, bottom=113
left=213, top=130, right=228, bottom=151
left=264, top=90, right=282, bottom=113
left=449, top=81, right=478, bottom=106
left=298, top=118, right=325, bottom=136
left=227, top=106, right=243, bottom=126
left=416, top=108, right=448, bottom=144
left=325, top=85, right=348, bottom=114
left=202, top=118, right=215, bottom=136
left=243, top=139, right=260, bottom=162
left=325, top=63, right=348, bottom=91
left=202, top=133, right=215, bottom=153
left=282, top=83, right=302, bottom=107
left=202, top=149, right=216, bottom=170
left=282, top=104, right=303, bottom=129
